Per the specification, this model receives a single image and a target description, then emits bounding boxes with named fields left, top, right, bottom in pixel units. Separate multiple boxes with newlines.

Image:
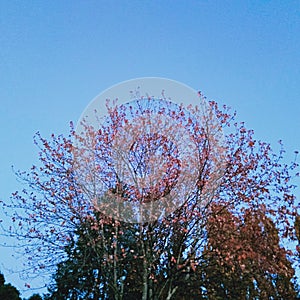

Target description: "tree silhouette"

left=28, top=294, right=43, bottom=300
left=0, top=272, right=21, bottom=300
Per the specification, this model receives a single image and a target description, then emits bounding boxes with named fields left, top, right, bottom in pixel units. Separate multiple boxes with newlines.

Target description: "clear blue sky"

left=1, top=1, right=300, bottom=297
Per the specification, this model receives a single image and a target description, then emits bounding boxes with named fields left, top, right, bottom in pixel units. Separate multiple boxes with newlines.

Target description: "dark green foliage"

left=28, top=294, right=43, bottom=300
left=0, top=272, right=21, bottom=300
left=47, top=212, right=144, bottom=299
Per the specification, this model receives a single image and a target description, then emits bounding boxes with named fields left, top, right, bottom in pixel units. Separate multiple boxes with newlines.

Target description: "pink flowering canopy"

left=73, top=78, right=226, bottom=223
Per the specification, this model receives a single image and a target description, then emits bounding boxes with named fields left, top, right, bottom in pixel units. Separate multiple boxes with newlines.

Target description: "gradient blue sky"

left=1, top=1, right=300, bottom=297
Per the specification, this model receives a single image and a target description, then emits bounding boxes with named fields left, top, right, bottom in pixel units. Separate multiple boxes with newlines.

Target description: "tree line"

left=1, top=98, right=299, bottom=299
